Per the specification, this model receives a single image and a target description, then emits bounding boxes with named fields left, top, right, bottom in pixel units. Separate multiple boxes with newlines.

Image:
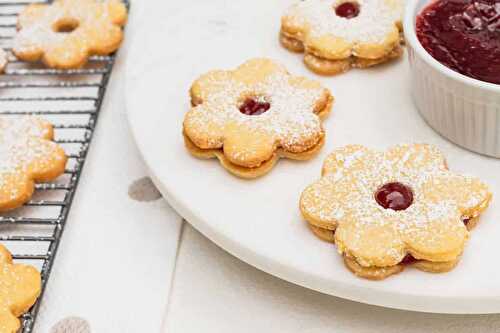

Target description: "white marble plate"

left=125, top=0, right=500, bottom=313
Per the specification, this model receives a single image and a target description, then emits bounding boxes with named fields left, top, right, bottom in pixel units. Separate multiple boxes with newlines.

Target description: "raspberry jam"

left=239, top=98, right=271, bottom=116
left=463, top=217, right=471, bottom=226
left=375, top=182, right=414, bottom=211
left=401, top=254, right=418, bottom=265
left=416, top=0, right=500, bottom=84
left=335, top=2, right=360, bottom=18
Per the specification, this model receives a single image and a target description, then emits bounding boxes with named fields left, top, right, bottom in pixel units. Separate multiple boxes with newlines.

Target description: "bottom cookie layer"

left=279, top=32, right=305, bottom=53
left=309, top=224, right=336, bottom=243
left=280, top=32, right=403, bottom=75
left=304, top=45, right=403, bottom=75
left=184, top=134, right=326, bottom=179
left=309, top=218, right=477, bottom=280
left=344, top=256, right=459, bottom=280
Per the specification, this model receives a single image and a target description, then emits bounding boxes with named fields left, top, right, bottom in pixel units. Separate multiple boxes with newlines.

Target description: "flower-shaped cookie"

left=183, top=58, right=333, bottom=179
left=13, top=0, right=127, bottom=69
left=281, top=0, right=404, bottom=75
left=0, top=244, right=41, bottom=333
left=0, top=116, right=67, bottom=212
left=300, top=144, right=492, bottom=280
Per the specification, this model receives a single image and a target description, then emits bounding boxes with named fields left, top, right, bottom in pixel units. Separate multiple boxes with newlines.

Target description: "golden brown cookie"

left=183, top=58, right=334, bottom=179
left=0, top=116, right=67, bottom=212
left=13, top=0, right=127, bottom=69
left=343, top=256, right=459, bottom=280
left=281, top=0, right=404, bottom=75
left=300, top=144, right=492, bottom=280
left=0, top=244, right=41, bottom=333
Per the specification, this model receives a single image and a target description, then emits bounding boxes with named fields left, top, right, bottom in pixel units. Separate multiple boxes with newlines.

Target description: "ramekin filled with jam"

left=404, top=0, right=500, bottom=158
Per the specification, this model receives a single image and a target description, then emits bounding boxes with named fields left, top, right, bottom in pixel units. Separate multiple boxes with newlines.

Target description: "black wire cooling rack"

left=0, top=1, right=128, bottom=331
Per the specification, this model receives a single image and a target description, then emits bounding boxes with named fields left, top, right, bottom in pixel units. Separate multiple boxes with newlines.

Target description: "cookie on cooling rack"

left=13, top=0, right=127, bottom=69
left=300, top=144, right=492, bottom=280
left=0, top=116, right=67, bottom=212
left=183, top=58, right=334, bottom=179
left=280, top=0, right=404, bottom=75
left=0, top=244, right=41, bottom=333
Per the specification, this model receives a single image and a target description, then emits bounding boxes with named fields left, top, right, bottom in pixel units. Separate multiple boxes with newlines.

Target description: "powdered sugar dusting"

left=0, top=116, right=63, bottom=199
left=13, top=0, right=126, bottom=63
left=301, top=144, right=492, bottom=266
left=187, top=64, right=329, bottom=155
left=285, top=0, right=402, bottom=43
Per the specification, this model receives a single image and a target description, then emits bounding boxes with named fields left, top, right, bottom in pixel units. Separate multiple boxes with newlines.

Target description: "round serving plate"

left=125, top=0, right=500, bottom=313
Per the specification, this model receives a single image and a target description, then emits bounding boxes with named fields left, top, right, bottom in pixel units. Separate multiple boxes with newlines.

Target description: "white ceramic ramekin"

left=404, top=0, right=500, bottom=158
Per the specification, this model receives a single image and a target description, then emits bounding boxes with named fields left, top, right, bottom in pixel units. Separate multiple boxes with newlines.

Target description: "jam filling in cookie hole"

left=375, top=182, right=414, bottom=211
left=335, top=1, right=360, bottom=19
left=239, top=97, right=271, bottom=116
left=52, top=18, right=80, bottom=33
left=400, top=254, right=418, bottom=265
